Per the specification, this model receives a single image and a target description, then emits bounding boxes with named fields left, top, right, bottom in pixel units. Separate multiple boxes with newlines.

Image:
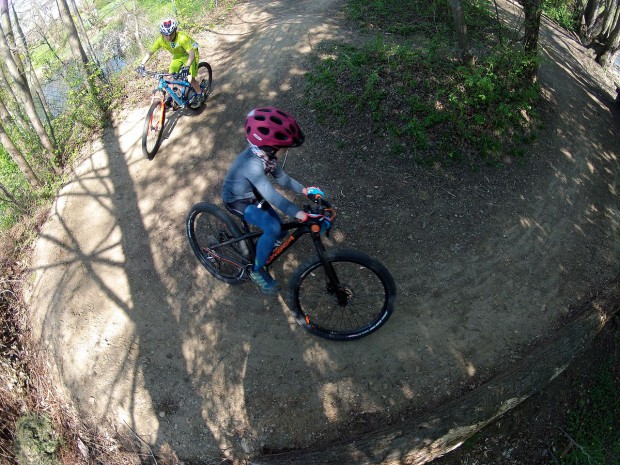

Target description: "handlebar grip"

left=318, top=197, right=331, bottom=208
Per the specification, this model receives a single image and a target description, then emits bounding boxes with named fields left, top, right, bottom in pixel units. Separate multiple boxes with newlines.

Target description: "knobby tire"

left=287, top=249, right=396, bottom=340
left=142, top=100, right=165, bottom=159
left=187, top=62, right=213, bottom=111
left=186, top=202, right=251, bottom=284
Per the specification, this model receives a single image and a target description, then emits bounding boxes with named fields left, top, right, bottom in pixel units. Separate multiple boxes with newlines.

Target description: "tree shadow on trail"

left=27, top=1, right=620, bottom=464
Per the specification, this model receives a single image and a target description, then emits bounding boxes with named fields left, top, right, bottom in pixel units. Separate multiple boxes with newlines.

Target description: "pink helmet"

left=244, top=107, right=305, bottom=149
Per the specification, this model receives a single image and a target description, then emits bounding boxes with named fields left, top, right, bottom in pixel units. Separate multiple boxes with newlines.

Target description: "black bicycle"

left=138, top=62, right=212, bottom=159
left=186, top=198, right=396, bottom=340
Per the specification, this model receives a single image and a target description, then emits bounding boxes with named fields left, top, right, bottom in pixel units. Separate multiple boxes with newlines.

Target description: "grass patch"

left=305, top=38, right=539, bottom=166
left=304, top=0, right=541, bottom=167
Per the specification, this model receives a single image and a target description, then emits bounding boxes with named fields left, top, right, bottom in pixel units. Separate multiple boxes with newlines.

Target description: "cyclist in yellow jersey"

left=137, top=18, right=204, bottom=105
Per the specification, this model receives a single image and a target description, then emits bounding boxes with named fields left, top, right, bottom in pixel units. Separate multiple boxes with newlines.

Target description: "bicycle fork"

left=311, top=234, right=349, bottom=306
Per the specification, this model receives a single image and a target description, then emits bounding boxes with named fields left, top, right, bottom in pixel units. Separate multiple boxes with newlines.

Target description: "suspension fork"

left=148, top=90, right=166, bottom=127
left=311, top=232, right=348, bottom=305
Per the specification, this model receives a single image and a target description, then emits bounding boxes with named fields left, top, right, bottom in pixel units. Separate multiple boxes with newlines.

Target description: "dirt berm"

left=25, top=0, right=620, bottom=464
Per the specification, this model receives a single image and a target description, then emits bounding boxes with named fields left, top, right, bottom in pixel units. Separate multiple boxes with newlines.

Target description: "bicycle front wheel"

left=188, top=62, right=213, bottom=110
left=186, top=202, right=252, bottom=284
left=288, top=249, right=396, bottom=341
left=197, top=62, right=212, bottom=97
left=142, top=100, right=165, bottom=159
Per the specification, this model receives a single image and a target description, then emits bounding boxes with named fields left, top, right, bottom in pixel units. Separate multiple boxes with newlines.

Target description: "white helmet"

left=160, top=18, right=178, bottom=35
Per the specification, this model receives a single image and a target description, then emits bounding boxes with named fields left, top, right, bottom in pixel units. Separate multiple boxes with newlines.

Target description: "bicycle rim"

left=186, top=203, right=249, bottom=284
left=142, top=101, right=165, bottom=159
left=288, top=250, right=396, bottom=340
left=197, top=62, right=212, bottom=97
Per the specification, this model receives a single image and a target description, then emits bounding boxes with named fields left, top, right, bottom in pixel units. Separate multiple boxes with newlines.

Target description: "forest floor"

left=23, top=0, right=620, bottom=464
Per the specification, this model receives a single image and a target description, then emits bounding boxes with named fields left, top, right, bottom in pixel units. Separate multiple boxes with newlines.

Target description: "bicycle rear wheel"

left=186, top=202, right=252, bottom=284
left=142, top=100, right=165, bottom=159
left=287, top=249, right=396, bottom=341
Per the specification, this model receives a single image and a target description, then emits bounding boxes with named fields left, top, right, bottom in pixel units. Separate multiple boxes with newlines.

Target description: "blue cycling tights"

left=243, top=205, right=286, bottom=271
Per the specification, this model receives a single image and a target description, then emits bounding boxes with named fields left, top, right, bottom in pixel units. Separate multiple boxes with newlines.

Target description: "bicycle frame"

left=208, top=207, right=345, bottom=299
left=209, top=220, right=321, bottom=268
left=147, top=72, right=192, bottom=107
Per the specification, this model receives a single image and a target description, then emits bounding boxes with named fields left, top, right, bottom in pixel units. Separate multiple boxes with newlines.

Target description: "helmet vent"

left=244, top=107, right=304, bottom=149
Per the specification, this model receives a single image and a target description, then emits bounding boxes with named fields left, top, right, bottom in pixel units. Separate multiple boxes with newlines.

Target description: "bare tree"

left=10, top=1, right=54, bottom=130
left=0, top=0, right=56, bottom=165
left=69, top=0, right=101, bottom=69
left=31, top=1, right=63, bottom=65
left=0, top=121, right=41, bottom=188
left=56, top=0, right=104, bottom=103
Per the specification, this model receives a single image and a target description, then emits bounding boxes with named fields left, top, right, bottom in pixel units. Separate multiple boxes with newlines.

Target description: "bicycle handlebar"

left=304, top=196, right=336, bottom=226
left=136, top=69, right=182, bottom=80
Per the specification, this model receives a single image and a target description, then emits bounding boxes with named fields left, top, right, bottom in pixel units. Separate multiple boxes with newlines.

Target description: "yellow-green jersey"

left=150, top=31, right=199, bottom=62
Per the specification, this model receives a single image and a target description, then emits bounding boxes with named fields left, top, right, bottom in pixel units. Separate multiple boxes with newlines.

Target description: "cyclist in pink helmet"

left=222, top=107, right=326, bottom=294
left=137, top=18, right=205, bottom=105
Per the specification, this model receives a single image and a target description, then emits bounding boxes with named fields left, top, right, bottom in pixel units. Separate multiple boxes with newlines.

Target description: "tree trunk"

left=10, top=1, right=54, bottom=131
left=597, top=11, right=620, bottom=67
left=0, top=0, right=56, bottom=164
left=522, top=0, right=543, bottom=82
left=601, top=0, right=619, bottom=37
left=69, top=0, right=102, bottom=71
left=0, top=66, right=29, bottom=130
left=132, top=0, right=146, bottom=55
left=582, top=0, right=605, bottom=41
left=56, top=0, right=103, bottom=105
left=0, top=122, right=41, bottom=188
left=447, top=0, right=475, bottom=67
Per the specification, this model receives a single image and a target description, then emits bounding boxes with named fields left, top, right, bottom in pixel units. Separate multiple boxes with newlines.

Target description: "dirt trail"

left=25, top=0, right=620, bottom=463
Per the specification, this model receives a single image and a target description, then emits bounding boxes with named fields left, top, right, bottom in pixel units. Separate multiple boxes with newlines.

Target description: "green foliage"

left=346, top=0, right=451, bottom=36
left=136, top=0, right=233, bottom=30
left=51, top=64, right=121, bottom=166
left=543, top=0, right=581, bottom=31
left=0, top=151, right=32, bottom=230
left=558, top=363, right=620, bottom=464
left=304, top=0, right=542, bottom=167
left=346, top=0, right=493, bottom=40
left=304, top=38, right=540, bottom=166
left=14, top=414, right=61, bottom=465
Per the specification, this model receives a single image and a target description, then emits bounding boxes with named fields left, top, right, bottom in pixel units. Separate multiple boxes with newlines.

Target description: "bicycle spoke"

left=187, top=203, right=251, bottom=284
left=293, top=258, right=391, bottom=339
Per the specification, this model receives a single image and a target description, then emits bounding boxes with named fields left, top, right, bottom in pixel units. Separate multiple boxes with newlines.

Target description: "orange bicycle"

left=186, top=197, right=396, bottom=340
